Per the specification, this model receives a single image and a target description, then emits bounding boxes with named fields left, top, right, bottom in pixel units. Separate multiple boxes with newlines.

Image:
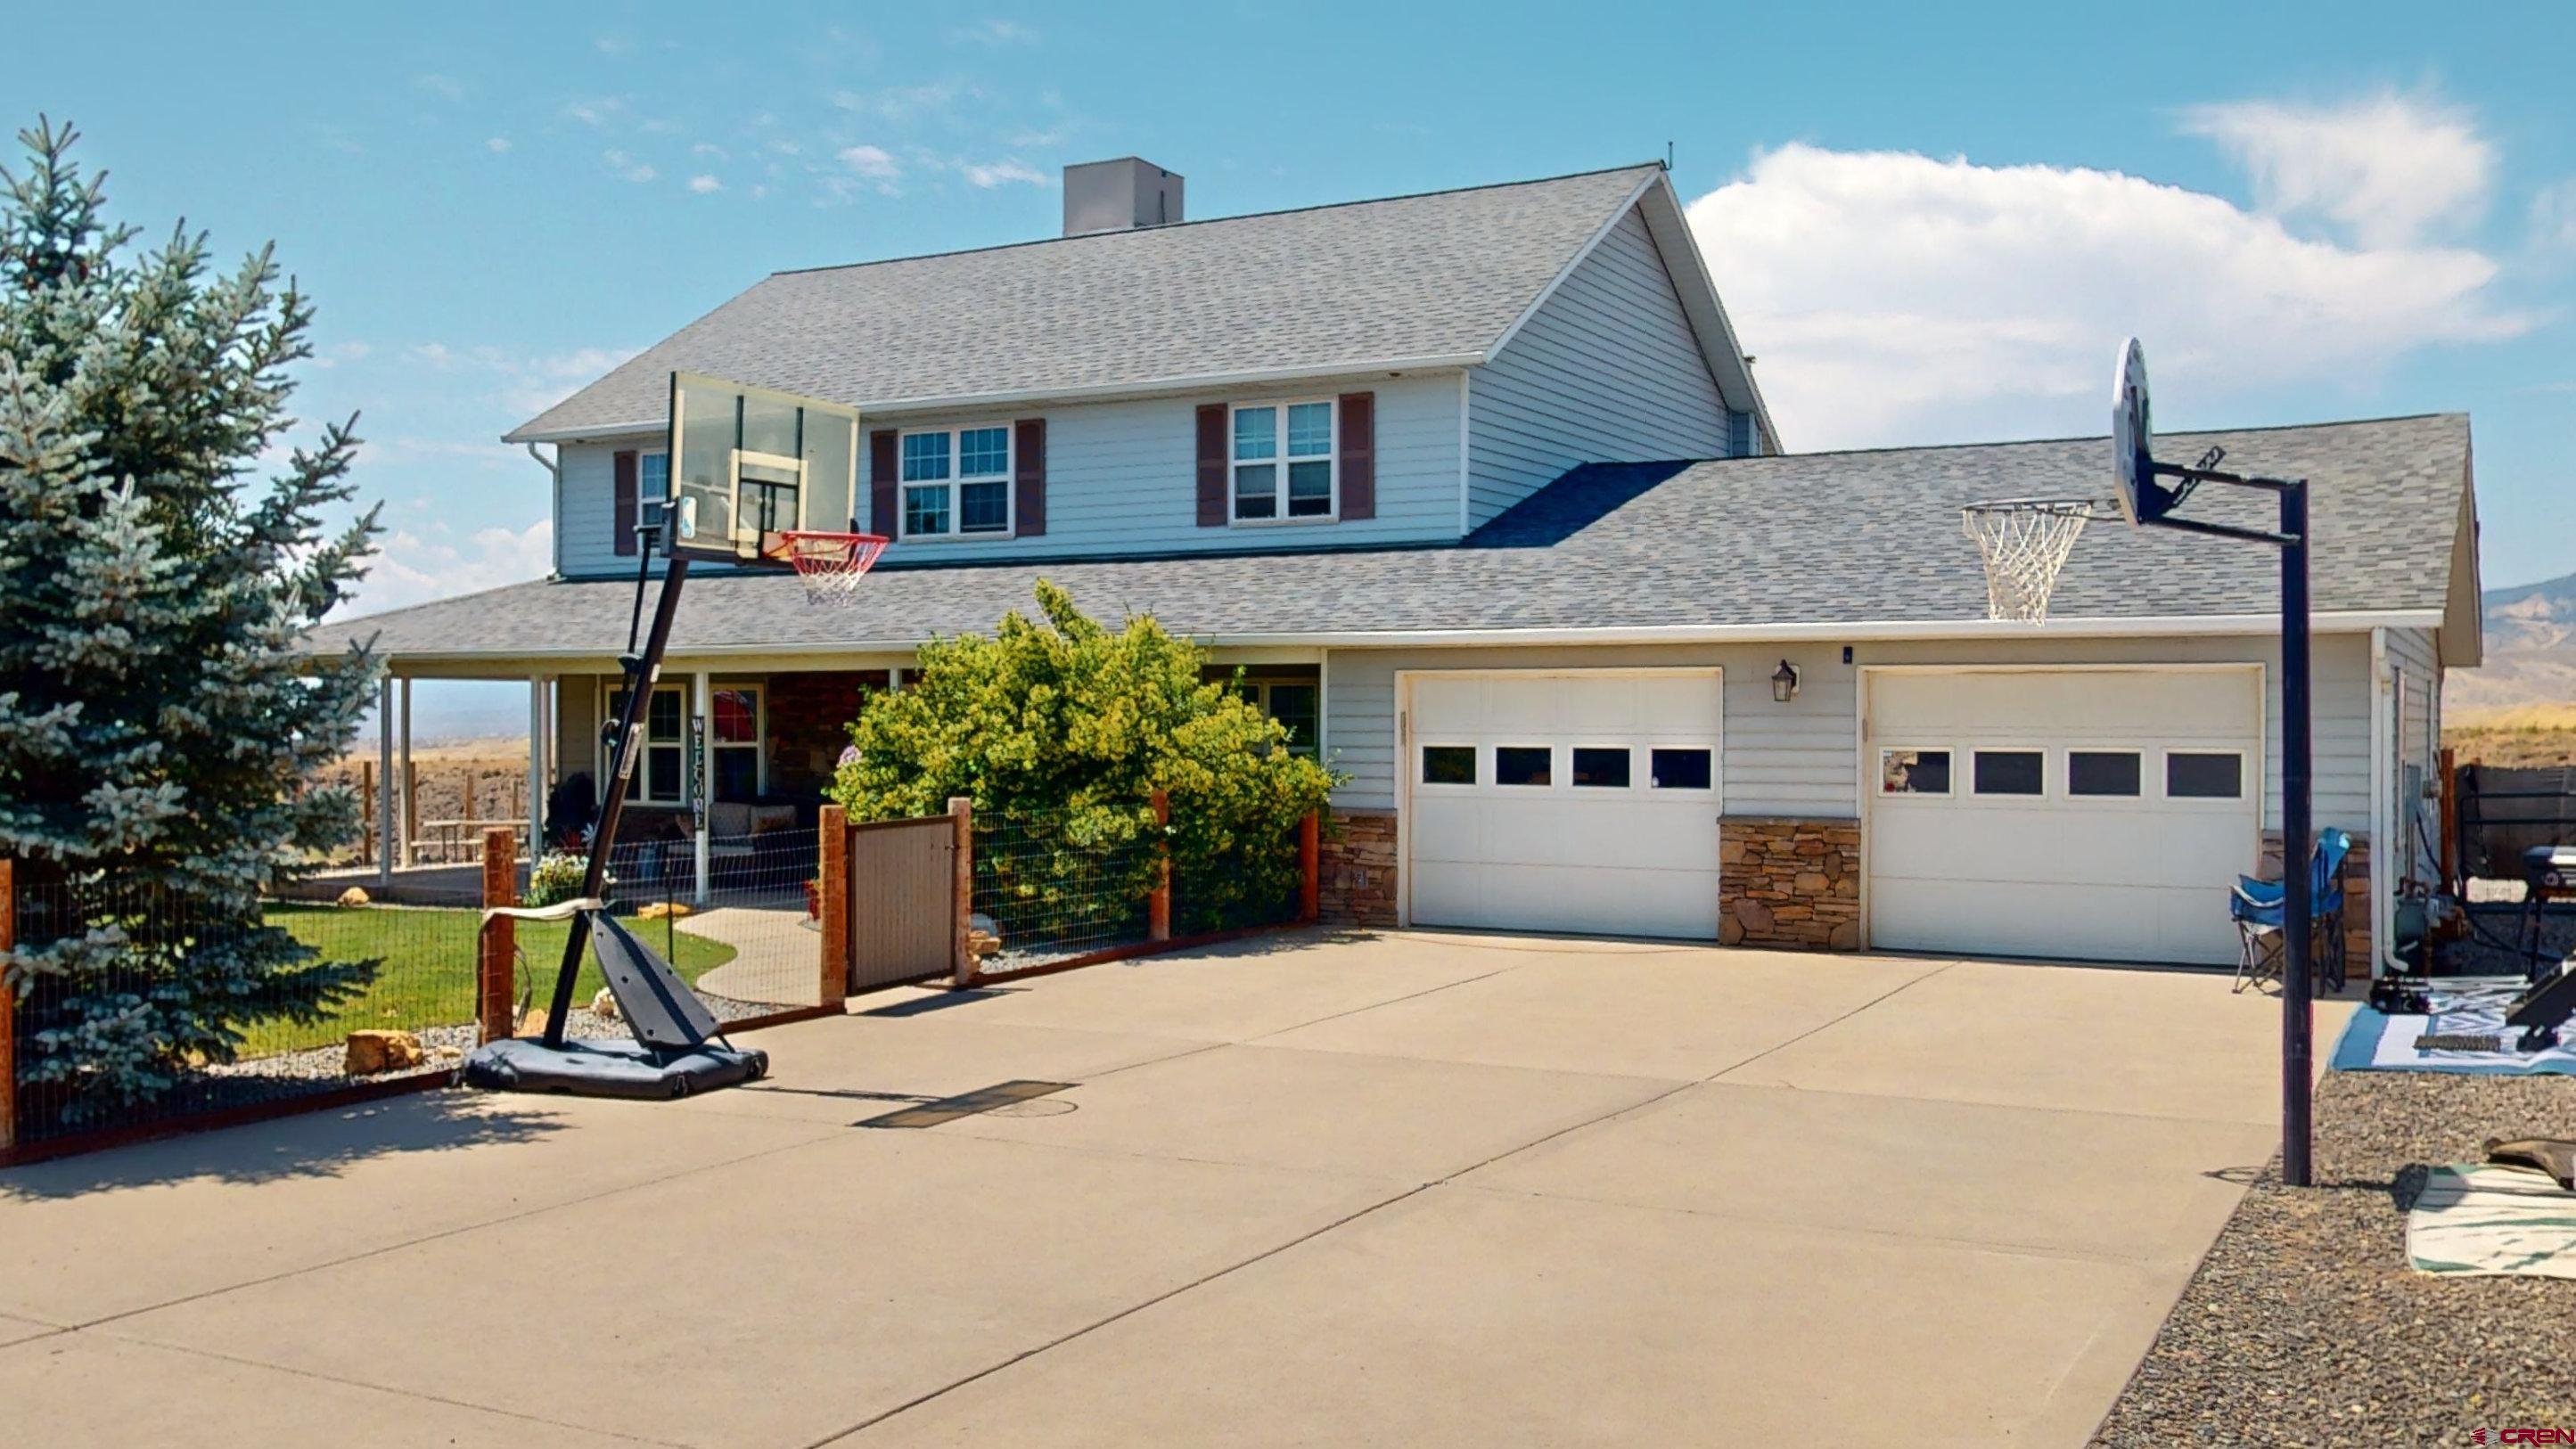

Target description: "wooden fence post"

left=1, top=858, right=16, bottom=1157
left=818, top=805, right=849, bottom=1009
left=1148, top=789, right=1172, bottom=943
left=1299, top=810, right=1321, bottom=925
left=478, top=826, right=516, bottom=1044
left=948, top=797, right=975, bottom=988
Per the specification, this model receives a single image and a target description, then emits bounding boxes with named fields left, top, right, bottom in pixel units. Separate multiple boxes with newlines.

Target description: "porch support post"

left=398, top=677, right=415, bottom=869
left=693, top=669, right=712, bottom=905
left=526, top=674, right=549, bottom=855
left=375, top=675, right=395, bottom=886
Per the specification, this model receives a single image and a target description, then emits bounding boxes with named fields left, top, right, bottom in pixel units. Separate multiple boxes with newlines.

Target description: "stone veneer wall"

left=2260, top=829, right=2374, bottom=968
left=1318, top=808, right=1399, bottom=928
left=1719, top=817, right=1861, bottom=951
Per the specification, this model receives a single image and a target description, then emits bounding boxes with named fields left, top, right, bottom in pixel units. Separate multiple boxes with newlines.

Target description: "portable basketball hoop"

left=770, top=529, right=889, bottom=606
left=464, top=371, right=874, bottom=1104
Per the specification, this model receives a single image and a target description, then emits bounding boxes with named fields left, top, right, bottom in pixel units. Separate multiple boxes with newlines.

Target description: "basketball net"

left=1959, top=499, right=2111, bottom=624
left=771, top=530, right=889, bottom=606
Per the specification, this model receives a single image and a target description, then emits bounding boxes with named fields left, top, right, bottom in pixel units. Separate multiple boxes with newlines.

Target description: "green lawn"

left=250, top=904, right=737, bottom=1058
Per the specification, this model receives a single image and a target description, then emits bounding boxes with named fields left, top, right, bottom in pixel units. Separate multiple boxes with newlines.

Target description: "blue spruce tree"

left=0, top=118, right=383, bottom=1125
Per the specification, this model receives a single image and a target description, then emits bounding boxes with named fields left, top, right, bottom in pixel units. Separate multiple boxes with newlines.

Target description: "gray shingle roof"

left=506, top=165, right=1662, bottom=442
left=323, top=414, right=2470, bottom=665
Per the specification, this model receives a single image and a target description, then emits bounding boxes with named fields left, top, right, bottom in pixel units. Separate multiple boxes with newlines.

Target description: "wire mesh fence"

left=517, top=829, right=824, bottom=1018
left=970, top=805, right=1158, bottom=977
left=6, top=871, right=475, bottom=1149
left=4, top=827, right=829, bottom=1152
left=967, top=802, right=1302, bottom=979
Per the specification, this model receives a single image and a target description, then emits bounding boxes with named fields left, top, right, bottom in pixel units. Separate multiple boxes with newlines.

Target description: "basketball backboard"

left=663, top=372, right=860, bottom=563
left=2110, top=338, right=2174, bottom=526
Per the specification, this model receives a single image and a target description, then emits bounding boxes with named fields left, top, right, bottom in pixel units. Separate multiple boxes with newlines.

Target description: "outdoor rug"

left=2408, top=1163, right=2576, bottom=1278
left=2332, top=978, right=2576, bottom=1075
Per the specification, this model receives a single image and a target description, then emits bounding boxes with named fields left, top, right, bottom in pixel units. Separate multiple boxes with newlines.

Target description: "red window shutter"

left=1194, top=404, right=1227, bottom=527
left=1338, top=391, right=1375, bottom=520
left=1013, top=418, right=1046, bottom=537
left=612, top=449, right=638, bottom=556
left=869, top=429, right=899, bottom=538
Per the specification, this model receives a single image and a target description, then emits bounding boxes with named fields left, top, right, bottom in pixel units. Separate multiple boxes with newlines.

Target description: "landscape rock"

left=591, top=986, right=620, bottom=1020
left=343, top=1029, right=425, bottom=1075
left=335, top=886, right=370, bottom=907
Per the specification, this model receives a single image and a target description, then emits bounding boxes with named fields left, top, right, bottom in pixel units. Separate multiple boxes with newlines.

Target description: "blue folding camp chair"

left=2230, top=827, right=2350, bottom=994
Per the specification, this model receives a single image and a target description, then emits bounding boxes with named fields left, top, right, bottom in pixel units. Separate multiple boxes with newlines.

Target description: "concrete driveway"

left=0, top=930, right=2338, bottom=1447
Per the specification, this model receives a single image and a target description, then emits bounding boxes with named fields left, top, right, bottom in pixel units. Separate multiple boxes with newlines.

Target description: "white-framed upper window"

left=2162, top=749, right=2245, bottom=801
left=899, top=425, right=1012, bottom=539
left=1231, top=400, right=1335, bottom=523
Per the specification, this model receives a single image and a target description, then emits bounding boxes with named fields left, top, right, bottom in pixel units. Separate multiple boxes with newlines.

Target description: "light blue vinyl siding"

left=553, top=372, right=1462, bottom=578
left=1464, top=205, right=1731, bottom=529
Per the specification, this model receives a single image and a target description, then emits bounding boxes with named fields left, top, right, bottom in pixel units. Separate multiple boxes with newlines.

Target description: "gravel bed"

left=2445, top=905, right=2576, bottom=978
left=977, top=933, right=1152, bottom=978
left=198, top=1022, right=476, bottom=1085
left=2092, top=1069, right=2576, bottom=1445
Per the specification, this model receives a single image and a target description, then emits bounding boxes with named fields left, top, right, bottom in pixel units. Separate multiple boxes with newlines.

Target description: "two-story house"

left=324, top=158, right=2481, bottom=973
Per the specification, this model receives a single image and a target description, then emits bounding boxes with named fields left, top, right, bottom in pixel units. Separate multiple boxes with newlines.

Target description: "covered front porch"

left=357, top=651, right=1325, bottom=905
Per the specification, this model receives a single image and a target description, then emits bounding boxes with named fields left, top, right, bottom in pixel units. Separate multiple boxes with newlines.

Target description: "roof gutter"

left=503, top=353, right=1489, bottom=445
left=351, top=608, right=2448, bottom=667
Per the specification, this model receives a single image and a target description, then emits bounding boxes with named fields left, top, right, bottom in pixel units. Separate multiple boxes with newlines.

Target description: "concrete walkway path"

left=0, top=929, right=2340, bottom=1447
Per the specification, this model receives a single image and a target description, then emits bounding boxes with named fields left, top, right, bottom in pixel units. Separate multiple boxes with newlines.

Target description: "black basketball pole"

left=542, top=553, right=693, bottom=1047
left=2279, top=481, right=2314, bottom=1188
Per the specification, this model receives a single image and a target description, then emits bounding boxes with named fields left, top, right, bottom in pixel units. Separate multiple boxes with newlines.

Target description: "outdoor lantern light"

left=1771, top=659, right=1800, bottom=703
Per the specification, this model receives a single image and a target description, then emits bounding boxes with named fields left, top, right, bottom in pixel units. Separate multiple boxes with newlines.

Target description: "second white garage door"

left=1866, top=667, right=2262, bottom=966
left=1406, top=670, right=1722, bottom=939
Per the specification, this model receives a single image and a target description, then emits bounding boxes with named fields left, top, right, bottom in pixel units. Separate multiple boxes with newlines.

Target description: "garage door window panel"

left=1419, top=745, right=1477, bottom=787
left=2164, top=750, right=2245, bottom=800
left=1880, top=748, right=1952, bottom=796
left=2068, top=749, right=2143, bottom=798
left=1649, top=748, right=1713, bottom=792
left=1571, top=747, right=1633, bottom=789
left=1971, top=749, right=2047, bottom=798
left=1495, top=747, right=1554, bottom=787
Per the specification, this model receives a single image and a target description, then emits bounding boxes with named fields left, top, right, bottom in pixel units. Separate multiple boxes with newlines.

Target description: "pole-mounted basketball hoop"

left=1965, top=338, right=2321, bottom=1189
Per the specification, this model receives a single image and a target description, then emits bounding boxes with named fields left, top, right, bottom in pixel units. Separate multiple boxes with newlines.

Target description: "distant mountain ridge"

left=2449, top=569, right=2576, bottom=718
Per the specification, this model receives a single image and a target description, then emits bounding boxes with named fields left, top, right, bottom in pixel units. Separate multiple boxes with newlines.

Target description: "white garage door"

left=1866, top=668, right=2261, bottom=966
left=1406, top=670, right=1721, bottom=939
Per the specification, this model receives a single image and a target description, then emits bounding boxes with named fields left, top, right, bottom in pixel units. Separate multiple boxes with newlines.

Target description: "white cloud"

left=950, top=19, right=1038, bottom=45
left=1683, top=143, right=2530, bottom=449
left=402, top=343, right=642, bottom=420
left=602, top=148, right=656, bottom=184
left=595, top=33, right=636, bottom=56
left=691, top=142, right=728, bottom=160
left=2178, top=91, right=2490, bottom=247
left=565, top=96, right=627, bottom=128
left=962, top=159, right=1046, bottom=189
left=345, top=520, right=553, bottom=618
left=687, top=174, right=723, bottom=194
left=2531, top=178, right=2576, bottom=251
left=838, top=144, right=900, bottom=180
left=415, top=73, right=466, bottom=102
left=485, top=135, right=513, bottom=153
left=833, top=83, right=967, bottom=122
left=310, top=340, right=373, bottom=370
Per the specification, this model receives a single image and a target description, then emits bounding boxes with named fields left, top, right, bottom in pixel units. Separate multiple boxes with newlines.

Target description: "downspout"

left=526, top=442, right=563, bottom=578
left=2368, top=627, right=2392, bottom=977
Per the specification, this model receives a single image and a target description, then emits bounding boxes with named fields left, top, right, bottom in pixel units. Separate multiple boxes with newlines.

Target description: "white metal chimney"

left=1062, top=158, right=1183, bottom=236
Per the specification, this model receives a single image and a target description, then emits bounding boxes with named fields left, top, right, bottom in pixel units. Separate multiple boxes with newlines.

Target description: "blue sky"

left=6, top=3, right=2571, bottom=728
